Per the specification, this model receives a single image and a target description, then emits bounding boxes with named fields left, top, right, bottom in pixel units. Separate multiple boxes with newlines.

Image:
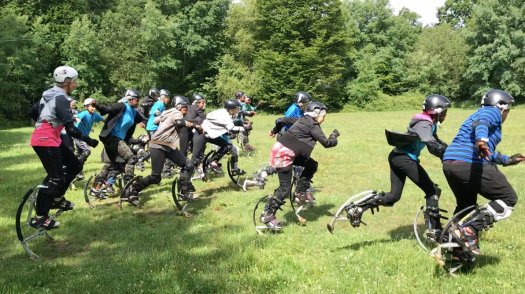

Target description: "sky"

left=389, top=0, right=446, bottom=26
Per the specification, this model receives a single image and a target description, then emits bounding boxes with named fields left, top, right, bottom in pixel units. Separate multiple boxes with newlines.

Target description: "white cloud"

left=389, top=0, right=445, bottom=26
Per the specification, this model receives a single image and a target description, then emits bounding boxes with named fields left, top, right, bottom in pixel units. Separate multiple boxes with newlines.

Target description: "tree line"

left=0, top=0, right=523, bottom=120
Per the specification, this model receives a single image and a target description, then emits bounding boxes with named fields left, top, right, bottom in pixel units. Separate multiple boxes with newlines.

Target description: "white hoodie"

left=202, top=109, right=244, bottom=139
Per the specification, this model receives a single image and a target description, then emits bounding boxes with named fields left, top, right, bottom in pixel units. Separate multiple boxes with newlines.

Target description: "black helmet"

left=235, top=91, right=245, bottom=99
left=159, top=89, right=171, bottom=98
left=294, top=91, right=311, bottom=104
left=481, top=89, right=514, bottom=110
left=148, top=88, right=159, bottom=98
left=224, top=99, right=241, bottom=110
left=172, top=95, right=189, bottom=108
left=192, top=94, right=205, bottom=103
left=423, top=94, right=451, bottom=114
left=125, top=89, right=142, bottom=99
left=306, top=100, right=327, bottom=112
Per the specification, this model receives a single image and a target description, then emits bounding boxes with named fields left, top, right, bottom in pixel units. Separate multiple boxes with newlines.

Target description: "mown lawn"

left=1, top=109, right=524, bottom=293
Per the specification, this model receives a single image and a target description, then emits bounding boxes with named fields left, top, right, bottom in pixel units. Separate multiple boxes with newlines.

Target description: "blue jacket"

left=75, top=110, right=104, bottom=136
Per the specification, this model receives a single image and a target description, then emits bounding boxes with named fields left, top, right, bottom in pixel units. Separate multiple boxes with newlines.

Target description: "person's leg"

left=51, top=142, right=83, bottom=210
left=261, top=165, right=293, bottom=228
left=117, top=139, right=137, bottom=181
left=293, top=157, right=317, bottom=202
left=125, top=147, right=165, bottom=204
left=179, top=127, right=190, bottom=157
left=191, top=132, right=206, bottom=166
left=32, top=146, right=63, bottom=228
left=166, top=148, right=195, bottom=193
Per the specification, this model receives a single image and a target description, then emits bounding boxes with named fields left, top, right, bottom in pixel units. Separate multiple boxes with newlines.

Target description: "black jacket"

left=276, top=115, right=338, bottom=158
left=185, top=105, right=206, bottom=125
left=96, top=102, right=145, bottom=142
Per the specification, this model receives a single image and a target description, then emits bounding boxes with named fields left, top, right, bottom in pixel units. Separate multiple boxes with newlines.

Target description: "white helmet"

left=53, top=66, right=78, bottom=83
left=84, top=98, right=96, bottom=106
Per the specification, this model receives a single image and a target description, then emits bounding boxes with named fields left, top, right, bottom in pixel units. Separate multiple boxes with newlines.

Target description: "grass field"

left=1, top=109, right=525, bottom=293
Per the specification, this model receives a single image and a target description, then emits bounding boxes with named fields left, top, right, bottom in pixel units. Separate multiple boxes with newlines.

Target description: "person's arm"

left=270, top=117, right=298, bottom=135
left=473, top=108, right=501, bottom=159
left=95, top=102, right=124, bottom=116
left=311, top=125, right=338, bottom=148
left=412, top=121, right=447, bottom=159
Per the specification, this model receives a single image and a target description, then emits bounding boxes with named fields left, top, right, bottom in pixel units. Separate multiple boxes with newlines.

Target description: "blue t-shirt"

left=146, top=100, right=165, bottom=131
left=284, top=103, right=303, bottom=118
left=111, top=102, right=137, bottom=140
left=74, top=110, right=104, bottom=136
left=443, top=106, right=507, bottom=164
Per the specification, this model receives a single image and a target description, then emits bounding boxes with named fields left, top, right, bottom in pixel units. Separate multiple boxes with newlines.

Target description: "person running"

left=261, top=100, right=339, bottom=230
left=180, top=94, right=207, bottom=160
left=140, top=88, right=159, bottom=120
left=284, top=91, right=310, bottom=118
left=146, top=89, right=170, bottom=138
left=73, top=98, right=105, bottom=179
left=30, top=66, right=99, bottom=229
left=344, top=94, right=451, bottom=242
left=201, top=99, right=246, bottom=175
left=236, top=95, right=257, bottom=152
left=442, top=89, right=524, bottom=259
left=91, top=89, right=146, bottom=201
left=123, top=96, right=196, bottom=205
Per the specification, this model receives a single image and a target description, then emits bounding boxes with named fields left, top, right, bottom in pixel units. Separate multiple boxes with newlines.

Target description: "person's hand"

left=250, top=111, right=256, bottom=117
left=269, top=130, right=276, bottom=138
left=86, top=137, right=99, bottom=148
left=476, top=140, right=492, bottom=160
left=138, top=122, right=145, bottom=128
left=509, top=153, right=525, bottom=164
left=329, top=129, right=340, bottom=139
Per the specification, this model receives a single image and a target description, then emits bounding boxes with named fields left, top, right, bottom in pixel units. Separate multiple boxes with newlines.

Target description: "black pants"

left=33, top=143, right=82, bottom=216
left=100, top=136, right=135, bottom=179
left=271, top=156, right=318, bottom=208
left=443, top=161, right=518, bottom=218
left=191, top=132, right=206, bottom=165
left=383, top=151, right=438, bottom=206
left=135, top=146, right=188, bottom=191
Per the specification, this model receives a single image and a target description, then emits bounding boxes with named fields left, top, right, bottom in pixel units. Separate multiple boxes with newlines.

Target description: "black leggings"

left=383, top=151, right=438, bottom=206
left=33, top=143, right=82, bottom=216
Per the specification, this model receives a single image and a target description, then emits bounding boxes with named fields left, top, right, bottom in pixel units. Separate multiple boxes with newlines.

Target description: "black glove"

left=507, top=153, right=525, bottom=166
left=329, top=129, right=340, bottom=139
left=83, top=136, right=99, bottom=148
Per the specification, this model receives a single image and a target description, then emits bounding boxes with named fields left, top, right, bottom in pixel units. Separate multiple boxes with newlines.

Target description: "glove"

left=329, top=129, right=340, bottom=139
left=507, top=153, right=525, bottom=166
left=476, top=140, right=491, bottom=160
left=84, top=136, right=99, bottom=148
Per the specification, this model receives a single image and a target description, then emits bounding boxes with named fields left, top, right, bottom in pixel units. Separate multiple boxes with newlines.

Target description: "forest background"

left=1, top=0, right=524, bottom=123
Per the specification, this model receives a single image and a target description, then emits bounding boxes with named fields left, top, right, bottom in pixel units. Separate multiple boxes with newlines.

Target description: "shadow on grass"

left=433, top=255, right=501, bottom=277
left=282, top=203, right=334, bottom=224
left=5, top=200, right=283, bottom=293
left=336, top=224, right=418, bottom=251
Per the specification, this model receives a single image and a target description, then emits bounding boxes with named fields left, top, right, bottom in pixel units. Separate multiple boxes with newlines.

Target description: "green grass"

left=1, top=109, right=525, bottom=293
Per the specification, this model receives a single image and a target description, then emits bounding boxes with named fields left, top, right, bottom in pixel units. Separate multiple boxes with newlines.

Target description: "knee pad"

left=273, top=187, right=290, bottom=201
left=43, top=177, right=63, bottom=195
left=486, top=200, right=513, bottom=221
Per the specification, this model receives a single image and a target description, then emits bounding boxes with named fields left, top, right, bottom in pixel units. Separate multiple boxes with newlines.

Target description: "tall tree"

left=342, top=0, right=420, bottom=106
left=463, top=0, right=525, bottom=100
left=253, top=0, right=349, bottom=111
left=405, top=24, right=469, bottom=100
left=437, top=0, right=478, bottom=28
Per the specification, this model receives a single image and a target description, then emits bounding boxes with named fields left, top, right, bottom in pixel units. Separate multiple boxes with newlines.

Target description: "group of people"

left=29, top=65, right=522, bottom=264
left=29, top=66, right=257, bottom=227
